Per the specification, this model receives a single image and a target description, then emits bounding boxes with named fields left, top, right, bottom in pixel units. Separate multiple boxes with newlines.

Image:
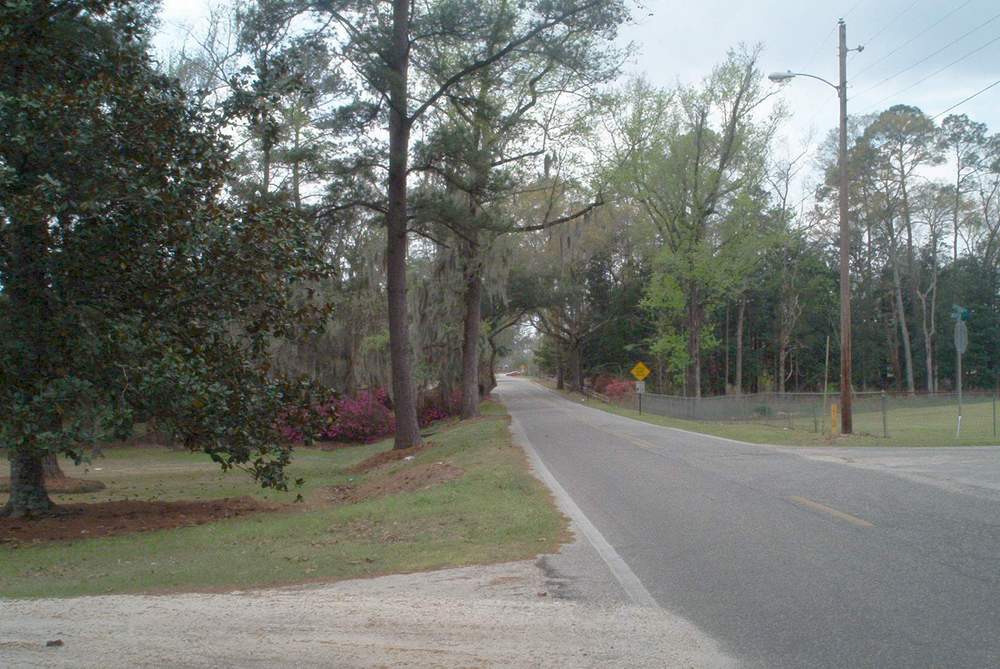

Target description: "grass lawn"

left=0, top=401, right=567, bottom=598
left=543, top=381, right=1000, bottom=448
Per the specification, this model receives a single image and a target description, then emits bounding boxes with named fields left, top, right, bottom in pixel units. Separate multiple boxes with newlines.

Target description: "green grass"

left=0, top=401, right=567, bottom=598
left=546, top=382, right=1000, bottom=448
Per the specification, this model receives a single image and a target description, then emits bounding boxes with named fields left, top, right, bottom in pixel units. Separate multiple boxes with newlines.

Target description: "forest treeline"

left=3, top=0, right=998, bottom=516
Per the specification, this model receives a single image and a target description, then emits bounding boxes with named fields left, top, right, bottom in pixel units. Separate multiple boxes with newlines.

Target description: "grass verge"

left=0, top=400, right=567, bottom=598
left=540, top=380, right=1000, bottom=448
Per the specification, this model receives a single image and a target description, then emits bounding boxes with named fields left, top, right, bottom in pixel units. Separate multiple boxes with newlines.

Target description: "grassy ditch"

left=0, top=401, right=566, bottom=598
left=544, top=381, right=999, bottom=448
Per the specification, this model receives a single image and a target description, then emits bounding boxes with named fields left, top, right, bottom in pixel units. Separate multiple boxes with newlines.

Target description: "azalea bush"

left=603, top=379, right=635, bottom=400
left=592, top=375, right=617, bottom=394
left=279, top=387, right=463, bottom=445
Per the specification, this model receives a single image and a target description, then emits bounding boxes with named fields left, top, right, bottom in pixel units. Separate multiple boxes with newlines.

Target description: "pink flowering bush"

left=603, top=379, right=635, bottom=400
left=279, top=387, right=471, bottom=444
left=418, top=388, right=462, bottom=427
left=592, top=375, right=616, bottom=394
left=325, top=389, right=395, bottom=443
left=278, top=388, right=395, bottom=444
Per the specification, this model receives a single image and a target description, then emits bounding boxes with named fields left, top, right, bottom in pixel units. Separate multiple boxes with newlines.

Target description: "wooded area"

left=3, top=0, right=999, bottom=518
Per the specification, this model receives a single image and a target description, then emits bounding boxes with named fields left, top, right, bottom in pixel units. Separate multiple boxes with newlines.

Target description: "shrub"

left=418, top=388, right=462, bottom=427
left=279, top=388, right=395, bottom=444
left=592, top=374, right=617, bottom=394
left=604, top=379, right=635, bottom=400
left=325, top=389, right=395, bottom=443
left=280, top=386, right=472, bottom=444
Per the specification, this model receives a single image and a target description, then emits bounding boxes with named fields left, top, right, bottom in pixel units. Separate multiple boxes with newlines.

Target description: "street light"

left=771, top=19, right=863, bottom=435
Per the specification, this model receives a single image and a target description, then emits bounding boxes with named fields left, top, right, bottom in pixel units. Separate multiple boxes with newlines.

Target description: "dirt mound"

left=327, top=462, right=463, bottom=504
left=347, top=442, right=434, bottom=474
left=0, top=497, right=277, bottom=545
left=0, top=477, right=106, bottom=494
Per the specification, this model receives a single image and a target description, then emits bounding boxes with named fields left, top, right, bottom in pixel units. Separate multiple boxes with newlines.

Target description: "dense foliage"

left=0, top=0, right=329, bottom=516
left=5, top=0, right=999, bottom=517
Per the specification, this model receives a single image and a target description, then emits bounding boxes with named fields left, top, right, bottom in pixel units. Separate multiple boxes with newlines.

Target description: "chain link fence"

left=601, top=389, right=1000, bottom=445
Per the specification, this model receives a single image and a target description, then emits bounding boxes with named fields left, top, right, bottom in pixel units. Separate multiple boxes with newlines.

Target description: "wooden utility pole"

left=838, top=18, right=853, bottom=434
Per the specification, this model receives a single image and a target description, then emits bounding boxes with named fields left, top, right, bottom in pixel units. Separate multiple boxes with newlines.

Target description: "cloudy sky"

left=156, top=0, right=1000, bottom=197
left=622, top=0, right=1000, bottom=181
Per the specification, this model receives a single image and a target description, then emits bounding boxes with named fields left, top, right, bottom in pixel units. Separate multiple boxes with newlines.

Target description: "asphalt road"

left=498, top=377, right=1000, bottom=669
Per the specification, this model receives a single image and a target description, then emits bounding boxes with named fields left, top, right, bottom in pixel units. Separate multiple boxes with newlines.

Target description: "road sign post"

left=631, top=362, right=650, bottom=416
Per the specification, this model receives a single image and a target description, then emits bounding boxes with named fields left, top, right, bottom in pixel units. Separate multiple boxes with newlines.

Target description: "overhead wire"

left=850, top=0, right=923, bottom=62
left=853, top=2, right=991, bottom=93
left=860, top=32, right=1000, bottom=112
left=930, top=78, right=1000, bottom=120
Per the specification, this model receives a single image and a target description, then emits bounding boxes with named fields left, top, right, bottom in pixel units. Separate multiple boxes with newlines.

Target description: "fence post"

left=881, top=391, right=888, bottom=439
left=812, top=403, right=818, bottom=433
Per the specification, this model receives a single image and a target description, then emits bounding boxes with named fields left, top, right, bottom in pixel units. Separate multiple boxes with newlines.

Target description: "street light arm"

left=775, top=70, right=840, bottom=92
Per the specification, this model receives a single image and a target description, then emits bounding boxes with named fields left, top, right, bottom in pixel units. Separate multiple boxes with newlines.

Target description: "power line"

left=858, top=0, right=923, bottom=48
left=931, top=78, right=1000, bottom=120
left=852, top=0, right=976, bottom=79
left=861, top=32, right=1000, bottom=113
left=854, top=10, right=1000, bottom=99
left=802, top=22, right=839, bottom=72
left=844, top=0, right=867, bottom=19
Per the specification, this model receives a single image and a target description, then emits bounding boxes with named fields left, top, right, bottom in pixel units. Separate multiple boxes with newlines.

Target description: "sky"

left=619, top=0, right=1000, bottom=196
left=155, top=0, right=1000, bottom=202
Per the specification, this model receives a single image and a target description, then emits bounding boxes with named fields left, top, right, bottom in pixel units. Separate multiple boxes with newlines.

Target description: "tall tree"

left=862, top=105, right=942, bottom=394
left=316, top=0, right=629, bottom=444
left=940, top=114, right=988, bottom=262
left=613, top=51, right=780, bottom=396
left=0, top=0, right=328, bottom=517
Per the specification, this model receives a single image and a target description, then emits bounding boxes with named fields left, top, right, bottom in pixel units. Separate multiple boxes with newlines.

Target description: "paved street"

left=499, top=377, right=1000, bottom=669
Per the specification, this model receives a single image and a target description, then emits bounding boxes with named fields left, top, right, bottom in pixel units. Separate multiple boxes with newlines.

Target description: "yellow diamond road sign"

left=630, top=361, right=651, bottom=381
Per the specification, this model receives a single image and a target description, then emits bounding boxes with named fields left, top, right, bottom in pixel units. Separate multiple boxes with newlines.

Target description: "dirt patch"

left=326, top=462, right=463, bottom=504
left=0, top=477, right=106, bottom=494
left=0, top=497, right=278, bottom=545
left=347, top=442, right=435, bottom=474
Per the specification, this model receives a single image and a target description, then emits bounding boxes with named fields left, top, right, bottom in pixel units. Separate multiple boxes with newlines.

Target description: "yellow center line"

left=789, top=496, right=874, bottom=528
left=581, top=420, right=659, bottom=450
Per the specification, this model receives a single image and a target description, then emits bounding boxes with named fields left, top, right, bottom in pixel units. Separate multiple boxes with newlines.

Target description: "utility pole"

left=837, top=18, right=852, bottom=434
left=770, top=20, right=862, bottom=433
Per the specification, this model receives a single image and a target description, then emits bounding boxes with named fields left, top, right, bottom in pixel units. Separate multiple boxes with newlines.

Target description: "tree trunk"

left=3, top=449, right=55, bottom=518
left=570, top=344, right=583, bottom=392
left=954, top=173, right=961, bottom=263
left=483, top=338, right=498, bottom=398
left=385, top=0, right=422, bottom=450
left=292, top=124, right=301, bottom=209
left=724, top=303, right=730, bottom=393
left=460, top=249, right=482, bottom=418
left=5, top=199, right=59, bottom=516
left=734, top=298, right=745, bottom=396
left=918, top=273, right=938, bottom=394
left=43, top=454, right=65, bottom=480
left=778, top=342, right=788, bottom=394
left=555, top=336, right=565, bottom=390
left=888, top=298, right=902, bottom=391
left=685, top=291, right=703, bottom=398
left=892, top=262, right=916, bottom=395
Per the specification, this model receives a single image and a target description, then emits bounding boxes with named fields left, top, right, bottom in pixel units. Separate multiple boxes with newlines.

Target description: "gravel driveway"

left=1, top=557, right=730, bottom=668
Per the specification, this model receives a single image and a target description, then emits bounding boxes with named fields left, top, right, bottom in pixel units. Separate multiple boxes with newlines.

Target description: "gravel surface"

left=1, top=559, right=732, bottom=668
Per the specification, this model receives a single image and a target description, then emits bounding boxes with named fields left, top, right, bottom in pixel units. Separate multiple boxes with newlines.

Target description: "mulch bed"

left=0, top=497, right=278, bottom=546
left=347, top=442, right=436, bottom=474
left=325, top=462, right=464, bottom=504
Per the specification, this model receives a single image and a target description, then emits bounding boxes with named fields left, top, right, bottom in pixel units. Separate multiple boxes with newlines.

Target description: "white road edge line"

left=509, top=413, right=660, bottom=609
